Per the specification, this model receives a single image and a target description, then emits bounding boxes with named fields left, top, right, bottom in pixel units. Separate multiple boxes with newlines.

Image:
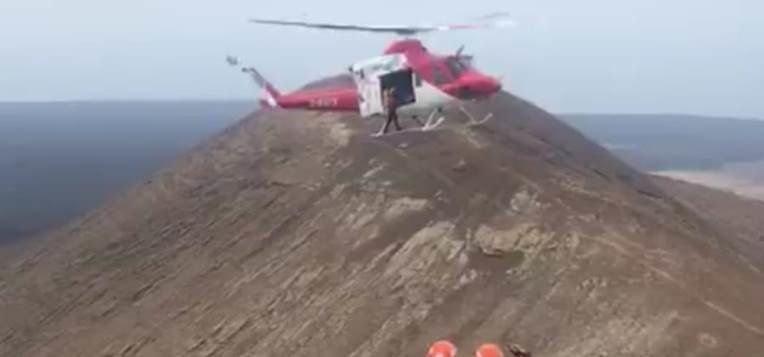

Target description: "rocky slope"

left=653, top=175, right=764, bottom=272
left=1, top=93, right=762, bottom=356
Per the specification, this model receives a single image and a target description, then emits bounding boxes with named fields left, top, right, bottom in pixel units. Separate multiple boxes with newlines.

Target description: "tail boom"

left=242, top=67, right=281, bottom=108
left=228, top=57, right=359, bottom=112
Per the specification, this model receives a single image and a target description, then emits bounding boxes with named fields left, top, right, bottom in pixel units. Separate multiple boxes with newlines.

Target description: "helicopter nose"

left=452, top=74, right=503, bottom=100
left=469, top=76, right=501, bottom=97
left=485, top=77, right=501, bottom=94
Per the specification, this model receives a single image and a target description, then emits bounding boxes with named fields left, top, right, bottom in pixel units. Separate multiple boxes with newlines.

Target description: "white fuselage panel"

left=398, top=79, right=454, bottom=118
left=351, top=55, right=456, bottom=119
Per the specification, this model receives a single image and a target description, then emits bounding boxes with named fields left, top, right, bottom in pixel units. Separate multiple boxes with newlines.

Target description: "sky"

left=1, top=0, right=763, bottom=118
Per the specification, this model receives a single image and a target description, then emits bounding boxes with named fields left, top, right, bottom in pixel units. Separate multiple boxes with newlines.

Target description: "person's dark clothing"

left=382, top=90, right=402, bottom=134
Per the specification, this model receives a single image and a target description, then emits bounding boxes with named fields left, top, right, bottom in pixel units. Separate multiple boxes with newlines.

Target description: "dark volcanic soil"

left=0, top=93, right=762, bottom=356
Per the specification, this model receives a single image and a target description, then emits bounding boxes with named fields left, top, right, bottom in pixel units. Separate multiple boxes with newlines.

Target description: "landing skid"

left=370, top=106, right=494, bottom=137
left=460, top=106, right=494, bottom=127
left=420, top=106, right=494, bottom=130
left=421, top=110, right=446, bottom=131
left=372, top=127, right=427, bottom=137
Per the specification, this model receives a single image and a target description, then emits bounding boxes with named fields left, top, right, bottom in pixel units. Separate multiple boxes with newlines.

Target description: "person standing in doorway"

left=375, top=87, right=403, bottom=136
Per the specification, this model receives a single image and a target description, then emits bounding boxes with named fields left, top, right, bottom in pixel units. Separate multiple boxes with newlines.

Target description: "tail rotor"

left=226, top=55, right=281, bottom=108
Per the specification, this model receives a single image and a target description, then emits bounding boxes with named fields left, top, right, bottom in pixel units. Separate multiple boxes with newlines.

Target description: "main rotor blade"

left=249, top=15, right=515, bottom=36
left=473, top=12, right=514, bottom=22
left=249, top=18, right=433, bottom=36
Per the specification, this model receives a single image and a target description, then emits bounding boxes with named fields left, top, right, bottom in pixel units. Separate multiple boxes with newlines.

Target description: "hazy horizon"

left=2, top=0, right=763, bottom=118
left=1, top=101, right=762, bottom=122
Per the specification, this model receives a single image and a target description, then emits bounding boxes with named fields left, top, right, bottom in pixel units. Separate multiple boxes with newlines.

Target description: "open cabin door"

left=351, top=54, right=415, bottom=118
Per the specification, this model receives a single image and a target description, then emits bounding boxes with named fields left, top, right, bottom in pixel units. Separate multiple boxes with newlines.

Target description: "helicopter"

left=228, top=15, right=513, bottom=133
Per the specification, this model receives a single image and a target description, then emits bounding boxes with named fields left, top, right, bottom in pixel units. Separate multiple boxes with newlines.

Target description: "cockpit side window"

left=432, top=65, right=448, bottom=85
left=446, top=57, right=469, bottom=77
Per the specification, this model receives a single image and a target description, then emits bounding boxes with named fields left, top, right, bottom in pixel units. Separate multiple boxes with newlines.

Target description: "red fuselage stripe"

left=275, top=39, right=501, bottom=111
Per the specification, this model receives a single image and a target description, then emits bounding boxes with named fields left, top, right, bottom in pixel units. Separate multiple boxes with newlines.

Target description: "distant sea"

left=0, top=100, right=254, bottom=244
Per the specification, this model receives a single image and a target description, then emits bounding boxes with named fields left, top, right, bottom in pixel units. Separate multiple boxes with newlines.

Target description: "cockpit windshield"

left=445, top=57, right=470, bottom=77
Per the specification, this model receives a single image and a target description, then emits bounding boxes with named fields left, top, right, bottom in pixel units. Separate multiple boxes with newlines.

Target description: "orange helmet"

left=428, top=340, right=457, bottom=357
left=475, top=343, right=504, bottom=357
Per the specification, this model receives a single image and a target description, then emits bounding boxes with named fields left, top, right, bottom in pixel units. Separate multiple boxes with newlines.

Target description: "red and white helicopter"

left=228, top=15, right=512, bottom=134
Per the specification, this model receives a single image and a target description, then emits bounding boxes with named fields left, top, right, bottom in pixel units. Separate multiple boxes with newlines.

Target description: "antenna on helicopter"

left=455, top=45, right=466, bottom=57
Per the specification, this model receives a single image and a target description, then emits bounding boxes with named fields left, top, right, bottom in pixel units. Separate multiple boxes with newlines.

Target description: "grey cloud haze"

left=1, top=0, right=763, bottom=118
